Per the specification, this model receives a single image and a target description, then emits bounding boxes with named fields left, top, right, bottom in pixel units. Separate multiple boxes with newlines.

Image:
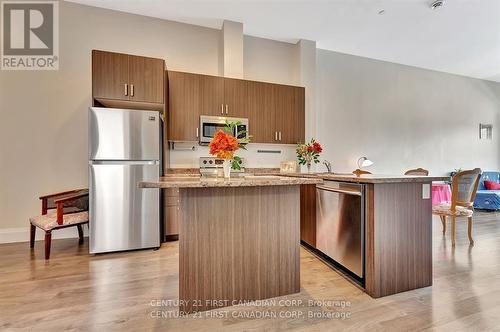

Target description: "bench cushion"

left=30, top=210, right=88, bottom=231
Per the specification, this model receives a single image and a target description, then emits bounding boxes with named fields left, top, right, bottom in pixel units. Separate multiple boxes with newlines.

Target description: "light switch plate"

left=422, top=184, right=430, bottom=199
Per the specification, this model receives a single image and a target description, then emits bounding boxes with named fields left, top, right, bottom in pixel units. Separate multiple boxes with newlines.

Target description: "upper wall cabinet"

left=92, top=50, right=165, bottom=110
left=128, top=55, right=165, bottom=103
left=223, top=78, right=248, bottom=118
left=246, top=80, right=277, bottom=143
left=247, top=82, right=305, bottom=144
left=167, top=71, right=202, bottom=142
left=167, top=70, right=305, bottom=144
left=199, top=74, right=225, bottom=116
left=275, top=85, right=305, bottom=144
left=92, top=50, right=129, bottom=101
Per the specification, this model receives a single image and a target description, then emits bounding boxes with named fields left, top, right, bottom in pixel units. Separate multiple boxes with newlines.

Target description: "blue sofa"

left=474, top=171, right=500, bottom=210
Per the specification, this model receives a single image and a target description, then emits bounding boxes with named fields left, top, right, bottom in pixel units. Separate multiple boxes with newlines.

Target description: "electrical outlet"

left=422, top=184, right=430, bottom=199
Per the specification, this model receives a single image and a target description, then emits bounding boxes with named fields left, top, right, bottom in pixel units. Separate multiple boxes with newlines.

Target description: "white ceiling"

left=67, top=0, right=500, bottom=82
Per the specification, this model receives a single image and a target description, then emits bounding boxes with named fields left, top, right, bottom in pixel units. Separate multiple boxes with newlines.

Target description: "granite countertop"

left=319, top=173, right=450, bottom=184
left=272, top=172, right=450, bottom=184
left=162, top=169, right=450, bottom=184
left=139, top=175, right=322, bottom=188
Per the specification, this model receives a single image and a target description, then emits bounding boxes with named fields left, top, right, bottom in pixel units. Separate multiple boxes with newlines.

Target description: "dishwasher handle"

left=316, top=185, right=363, bottom=196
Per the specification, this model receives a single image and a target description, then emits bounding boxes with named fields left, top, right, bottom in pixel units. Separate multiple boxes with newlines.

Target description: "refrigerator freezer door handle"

left=89, top=160, right=159, bottom=165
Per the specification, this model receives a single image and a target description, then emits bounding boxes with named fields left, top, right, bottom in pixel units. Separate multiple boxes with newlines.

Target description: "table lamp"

left=353, top=157, right=374, bottom=176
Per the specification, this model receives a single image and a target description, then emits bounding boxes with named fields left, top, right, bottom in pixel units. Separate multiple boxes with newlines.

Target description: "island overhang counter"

left=139, top=176, right=322, bottom=314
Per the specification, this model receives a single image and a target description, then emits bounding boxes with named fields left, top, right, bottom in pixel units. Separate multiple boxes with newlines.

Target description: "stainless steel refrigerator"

left=88, top=107, right=160, bottom=254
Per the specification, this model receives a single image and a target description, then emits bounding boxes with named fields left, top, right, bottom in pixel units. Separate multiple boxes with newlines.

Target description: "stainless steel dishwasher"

left=316, top=181, right=365, bottom=280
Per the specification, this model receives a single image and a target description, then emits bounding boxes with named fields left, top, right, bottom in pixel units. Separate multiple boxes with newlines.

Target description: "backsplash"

left=168, top=143, right=297, bottom=169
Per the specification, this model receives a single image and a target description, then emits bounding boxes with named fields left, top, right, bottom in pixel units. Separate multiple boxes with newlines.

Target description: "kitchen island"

left=296, top=173, right=449, bottom=298
left=139, top=175, right=322, bottom=314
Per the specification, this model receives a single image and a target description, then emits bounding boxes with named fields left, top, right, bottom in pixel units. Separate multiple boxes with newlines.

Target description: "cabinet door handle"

left=225, top=104, right=228, bottom=115
left=279, top=131, right=282, bottom=141
left=196, top=127, right=199, bottom=138
left=221, top=104, right=224, bottom=115
left=130, top=84, right=134, bottom=97
left=124, top=84, right=128, bottom=96
left=275, top=131, right=278, bottom=141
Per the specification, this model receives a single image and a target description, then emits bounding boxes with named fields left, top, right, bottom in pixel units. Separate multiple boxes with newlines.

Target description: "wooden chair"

left=432, top=168, right=481, bottom=246
left=29, top=189, right=89, bottom=259
left=352, top=169, right=372, bottom=176
left=405, top=168, right=429, bottom=176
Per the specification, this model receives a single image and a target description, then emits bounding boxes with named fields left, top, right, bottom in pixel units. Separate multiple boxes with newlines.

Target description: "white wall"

left=316, top=49, right=500, bottom=175
left=222, top=21, right=244, bottom=78
left=243, top=35, right=299, bottom=85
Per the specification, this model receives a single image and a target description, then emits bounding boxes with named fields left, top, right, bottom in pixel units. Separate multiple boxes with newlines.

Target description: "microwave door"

left=203, top=122, right=226, bottom=136
left=201, top=122, right=226, bottom=143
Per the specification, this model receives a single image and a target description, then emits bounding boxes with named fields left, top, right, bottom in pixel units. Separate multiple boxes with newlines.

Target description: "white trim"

left=0, top=226, right=89, bottom=244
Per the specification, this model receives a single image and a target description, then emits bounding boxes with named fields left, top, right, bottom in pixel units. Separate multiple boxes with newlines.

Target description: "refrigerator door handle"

left=89, top=160, right=159, bottom=165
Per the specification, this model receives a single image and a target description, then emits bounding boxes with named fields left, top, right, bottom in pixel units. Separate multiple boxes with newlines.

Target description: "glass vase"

left=306, top=161, right=312, bottom=173
left=223, top=159, right=231, bottom=179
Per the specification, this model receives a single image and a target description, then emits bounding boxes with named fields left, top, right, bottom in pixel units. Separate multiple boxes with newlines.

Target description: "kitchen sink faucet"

left=323, top=160, right=332, bottom=173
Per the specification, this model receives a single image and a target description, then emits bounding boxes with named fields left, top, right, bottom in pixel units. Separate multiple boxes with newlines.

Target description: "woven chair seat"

left=30, top=210, right=88, bottom=231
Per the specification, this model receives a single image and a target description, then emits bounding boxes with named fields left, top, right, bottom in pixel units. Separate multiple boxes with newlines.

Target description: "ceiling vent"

left=430, top=0, right=444, bottom=9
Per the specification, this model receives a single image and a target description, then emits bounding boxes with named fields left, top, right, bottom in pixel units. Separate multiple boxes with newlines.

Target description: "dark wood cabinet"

left=276, top=85, right=305, bottom=144
left=293, top=87, right=306, bottom=144
left=128, top=55, right=164, bottom=103
left=224, top=78, right=247, bottom=117
left=200, top=74, right=224, bottom=116
left=92, top=50, right=165, bottom=110
left=92, top=50, right=129, bottom=101
left=247, top=81, right=277, bottom=143
left=167, top=71, right=227, bottom=141
left=167, top=70, right=305, bottom=143
left=167, top=71, right=201, bottom=142
left=249, top=82, right=305, bottom=144
left=300, top=184, right=316, bottom=247
left=163, top=188, right=180, bottom=241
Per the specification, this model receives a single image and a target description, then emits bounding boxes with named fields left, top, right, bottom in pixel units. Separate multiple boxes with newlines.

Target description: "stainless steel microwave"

left=199, top=115, right=249, bottom=145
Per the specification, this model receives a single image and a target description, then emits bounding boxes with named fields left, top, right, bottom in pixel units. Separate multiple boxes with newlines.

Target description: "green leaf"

left=231, top=159, right=241, bottom=170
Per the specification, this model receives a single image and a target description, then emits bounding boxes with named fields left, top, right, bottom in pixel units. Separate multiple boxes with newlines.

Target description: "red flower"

left=307, top=146, right=313, bottom=152
left=313, top=142, right=322, bottom=153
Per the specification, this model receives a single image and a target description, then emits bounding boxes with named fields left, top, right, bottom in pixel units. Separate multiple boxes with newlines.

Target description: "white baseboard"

left=0, top=226, right=89, bottom=244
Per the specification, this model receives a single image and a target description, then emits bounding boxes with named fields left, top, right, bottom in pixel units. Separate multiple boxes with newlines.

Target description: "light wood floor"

left=1, top=213, right=500, bottom=332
